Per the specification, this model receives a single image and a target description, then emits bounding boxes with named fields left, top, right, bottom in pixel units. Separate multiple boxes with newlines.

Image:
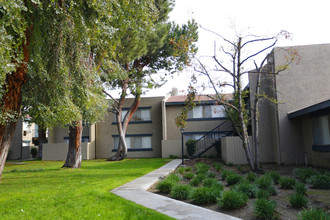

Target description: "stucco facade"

left=249, top=44, right=330, bottom=167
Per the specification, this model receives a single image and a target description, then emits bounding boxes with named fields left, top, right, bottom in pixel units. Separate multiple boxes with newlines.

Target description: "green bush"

left=246, top=172, right=257, bottom=182
left=183, top=172, right=194, bottom=180
left=279, top=177, right=296, bottom=189
left=253, top=198, right=277, bottom=219
left=176, top=167, right=185, bottom=174
left=221, top=170, right=235, bottom=180
left=295, top=182, right=307, bottom=195
left=290, top=193, right=308, bottom=208
left=195, top=162, right=210, bottom=174
left=207, top=171, right=217, bottom=178
left=265, top=171, right=281, bottom=184
left=189, top=176, right=201, bottom=187
left=226, top=173, right=243, bottom=186
left=211, top=182, right=224, bottom=192
left=190, top=187, right=218, bottom=205
left=233, top=181, right=258, bottom=198
left=186, top=139, right=196, bottom=157
left=218, top=189, right=248, bottom=210
left=294, top=167, right=319, bottom=183
left=166, top=173, right=180, bottom=182
left=213, top=162, right=223, bottom=172
left=169, top=154, right=179, bottom=159
left=256, top=175, right=274, bottom=190
left=237, top=165, right=244, bottom=172
left=30, top=147, right=38, bottom=158
left=203, top=178, right=218, bottom=187
left=170, top=184, right=192, bottom=200
left=308, top=174, right=330, bottom=189
left=185, top=166, right=192, bottom=172
left=298, top=208, right=330, bottom=220
left=156, top=180, right=176, bottom=194
left=256, top=189, right=271, bottom=199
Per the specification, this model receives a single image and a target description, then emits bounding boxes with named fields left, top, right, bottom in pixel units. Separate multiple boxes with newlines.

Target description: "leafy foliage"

left=279, top=177, right=296, bottom=189
left=156, top=180, right=176, bottom=194
left=265, top=171, right=281, bottom=185
left=293, top=167, right=319, bottom=183
left=186, top=139, right=196, bottom=157
left=298, top=208, right=330, bottom=220
left=183, top=172, right=194, bottom=180
left=226, top=173, right=243, bottom=186
left=246, top=172, right=258, bottom=182
left=170, top=184, right=192, bottom=200
left=218, top=189, right=248, bottom=210
left=290, top=193, right=308, bottom=208
left=190, top=187, right=219, bottom=205
left=233, top=181, right=258, bottom=198
left=294, top=182, right=307, bottom=195
left=308, top=174, right=330, bottom=189
left=253, top=199, right=278, bottom=219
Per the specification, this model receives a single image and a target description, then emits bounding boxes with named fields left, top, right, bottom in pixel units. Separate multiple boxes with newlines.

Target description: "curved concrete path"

left=111, top=159, right=241, bottom=220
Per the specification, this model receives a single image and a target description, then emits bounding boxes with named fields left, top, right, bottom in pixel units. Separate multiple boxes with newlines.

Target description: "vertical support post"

left=180, top=128, right=184, bottom=165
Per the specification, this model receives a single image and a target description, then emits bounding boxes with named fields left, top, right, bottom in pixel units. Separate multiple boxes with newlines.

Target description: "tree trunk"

left=253, top=71, right=262, bottom=170
left=38, top=126, right=47, bottom=159
left=62, top=120, right=83, bottom=168
left=0, top=26, right=31, bottom=182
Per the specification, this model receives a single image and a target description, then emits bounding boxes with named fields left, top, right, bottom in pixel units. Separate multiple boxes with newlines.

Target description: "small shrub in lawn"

left=213, top=162, right=223, bottom=172
left=211, top=182, right=224, bottom=192
left=233, top=181, right=258, bottom=198
left=279, top=177, right=296, bottom=189
left=267, top=185, right=278, bottom=196
left=176, top=167, right=185, bottom=174
left=190, top=187, right=218, bottom=205
left=190, top=176, right=201, bottom=187
left=256, top=189, right=271, bottom=199
left=221, top=170, right=235, bottom=180
left=226, top=173, right=243, bottom=186
left=294, top=167, right=319, bottom=183
left=156, top=180, right=176, bottom=194
left=170, top=184, right=192, bottom=200
left=183, top=172, right=194, bottom=180
left=185, top=166, right=192, bottom=172
left=256, top=175, right=274, bottom=190
left=298, top=208, right=330, bottom=220
left=237, top=165, right=244, bottom=172
left=169, top=154, right=179, bottom=159
left=265, top=171, right=281, bottom=184
left=196, top=173, right=207, bottom=181
left=207, top=171, right=217, bottom=178
left=246, top=172, right=257, bottom=182
left=203, top=178, right=218, bottom=187
left=295, top=182, right=307, bottom=195
left=218, top=189, right=248, bottom=210
left=290, top=193, right=308, bottom=208
left=253, top=198, right=277, bottom=220
left=308, top=174, right=330, bottom=189
left=195, top=162, right=210, bottom=172
left=166, top=173, right=180, bottom=182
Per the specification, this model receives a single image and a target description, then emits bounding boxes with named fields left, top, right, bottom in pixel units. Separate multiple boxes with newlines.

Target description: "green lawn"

left=0, top=158, right=174, bottom=220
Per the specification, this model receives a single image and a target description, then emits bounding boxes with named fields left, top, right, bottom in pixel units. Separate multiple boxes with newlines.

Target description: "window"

left=113, top=135, right=152, bottom=150
left=187, top=105, right=226, bottom=119
left=312, top=115, right=330, bottom=146
left=114, top=108, right=151, bottom=123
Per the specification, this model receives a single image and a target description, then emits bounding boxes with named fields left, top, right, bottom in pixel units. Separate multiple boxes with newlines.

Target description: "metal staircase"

left=192, top=121, right=234, bottom=158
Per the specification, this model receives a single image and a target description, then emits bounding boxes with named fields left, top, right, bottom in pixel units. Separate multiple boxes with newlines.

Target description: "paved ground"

left=111, top=159, right=241, bottom=220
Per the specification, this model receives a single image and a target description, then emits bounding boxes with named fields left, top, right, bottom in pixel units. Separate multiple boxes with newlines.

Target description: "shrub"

left=298, top=208, right=330, bottom=220
left=308, top=174, right=330, bottom=189
left=228, top=162, right=234, bottom=166
left=237, top=165, right=244, bottom=172
left=183, top=172, right=194, bottom=180
left=234, top=181, right=258, bottom=198
left=279, top=177, right=296, bottom=189
left=246, top=172, right=257, bottom=182
left=265, top=171, right=281, bottom=184
left=203, top=178, right=218, bottom=187
left=189, top=176, right=201, bottom=187
left=295, top=182, right=307, bottom=195
left=294, top=167, right=319, bottom=183
left=207, top=171, right=217, bottom=178
left=211, top=182, right=224, bottom=192
left=221, top=170, right=235, bottom=180
left=30, top=147, right=38, bottom=158
left=196, top=173, right=207, bottom=181
left=166, top=173, right=180, bottom=182
left=290, top=193, right=308, bottom=208
left=267, top=185, right=278, bottom=196
left=256, top=189, right=271, bottom=199
left=213, top=162, right=223, bottom=172
left=195, top=162, right=210, bottom=174
left=226, top=173, right=243, bottom=186
left=218, top=190, right=248, bottom=210
left=169, top=154, right=179, bottom=159
left=156, top=180, right=176, bottom=194
left=190, top=187, right=218, bottom=205
left=256, top=175, right=274, bottom=190
left=170, top=184, right=192, bottom=200
left=186, top=139, right=196, bottom=157
left=185, top=166, right=192, bottom=172
left=176, top=167, right=185, bottom=174
left=253, top=198, right=277, bottom=219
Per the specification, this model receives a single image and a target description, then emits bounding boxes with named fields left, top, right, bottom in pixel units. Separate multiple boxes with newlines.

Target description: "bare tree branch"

left=240, top=39, right=277, bottom=65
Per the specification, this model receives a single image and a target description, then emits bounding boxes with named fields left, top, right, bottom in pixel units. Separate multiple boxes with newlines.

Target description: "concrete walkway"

left=111, top=159, right=241, bottom=220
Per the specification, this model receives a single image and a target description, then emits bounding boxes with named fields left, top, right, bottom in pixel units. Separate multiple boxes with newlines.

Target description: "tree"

left=102, top=0, right=198, bottom=161
left=192, top=30, right=295, bottom=171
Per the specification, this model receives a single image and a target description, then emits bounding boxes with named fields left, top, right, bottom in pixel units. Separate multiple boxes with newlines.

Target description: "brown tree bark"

left=0, top=26, right=31, bottom=182
left=62, top=120, right=83, bottom=168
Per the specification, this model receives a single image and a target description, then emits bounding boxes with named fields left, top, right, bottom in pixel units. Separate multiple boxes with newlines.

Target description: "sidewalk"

left=111, top=159, right=241, bottom=220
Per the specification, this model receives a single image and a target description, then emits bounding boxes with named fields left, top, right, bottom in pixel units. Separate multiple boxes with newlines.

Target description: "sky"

left=144, top=0, right=330, bottom=97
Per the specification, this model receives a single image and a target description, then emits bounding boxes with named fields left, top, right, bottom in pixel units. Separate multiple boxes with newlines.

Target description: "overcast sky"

left=145, top=0, right=330, bottom=96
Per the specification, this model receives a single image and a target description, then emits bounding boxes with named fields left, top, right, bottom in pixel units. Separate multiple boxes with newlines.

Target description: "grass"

left=1, top=159, right=173, bottom=220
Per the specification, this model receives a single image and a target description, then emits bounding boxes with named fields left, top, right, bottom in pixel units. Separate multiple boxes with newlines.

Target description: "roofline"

left=288, top=99, right=330, bottom=119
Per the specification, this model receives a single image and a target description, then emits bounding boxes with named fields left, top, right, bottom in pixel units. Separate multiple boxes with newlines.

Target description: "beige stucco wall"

left=95, top=96, right=164, bottom=159
left=221, top=136, right=252, bottom=165
left=274, top=44, right=330, bottom=164
left=42, top=142, right=95, bottom=160
left=49, top=125, right=90, bottom=144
